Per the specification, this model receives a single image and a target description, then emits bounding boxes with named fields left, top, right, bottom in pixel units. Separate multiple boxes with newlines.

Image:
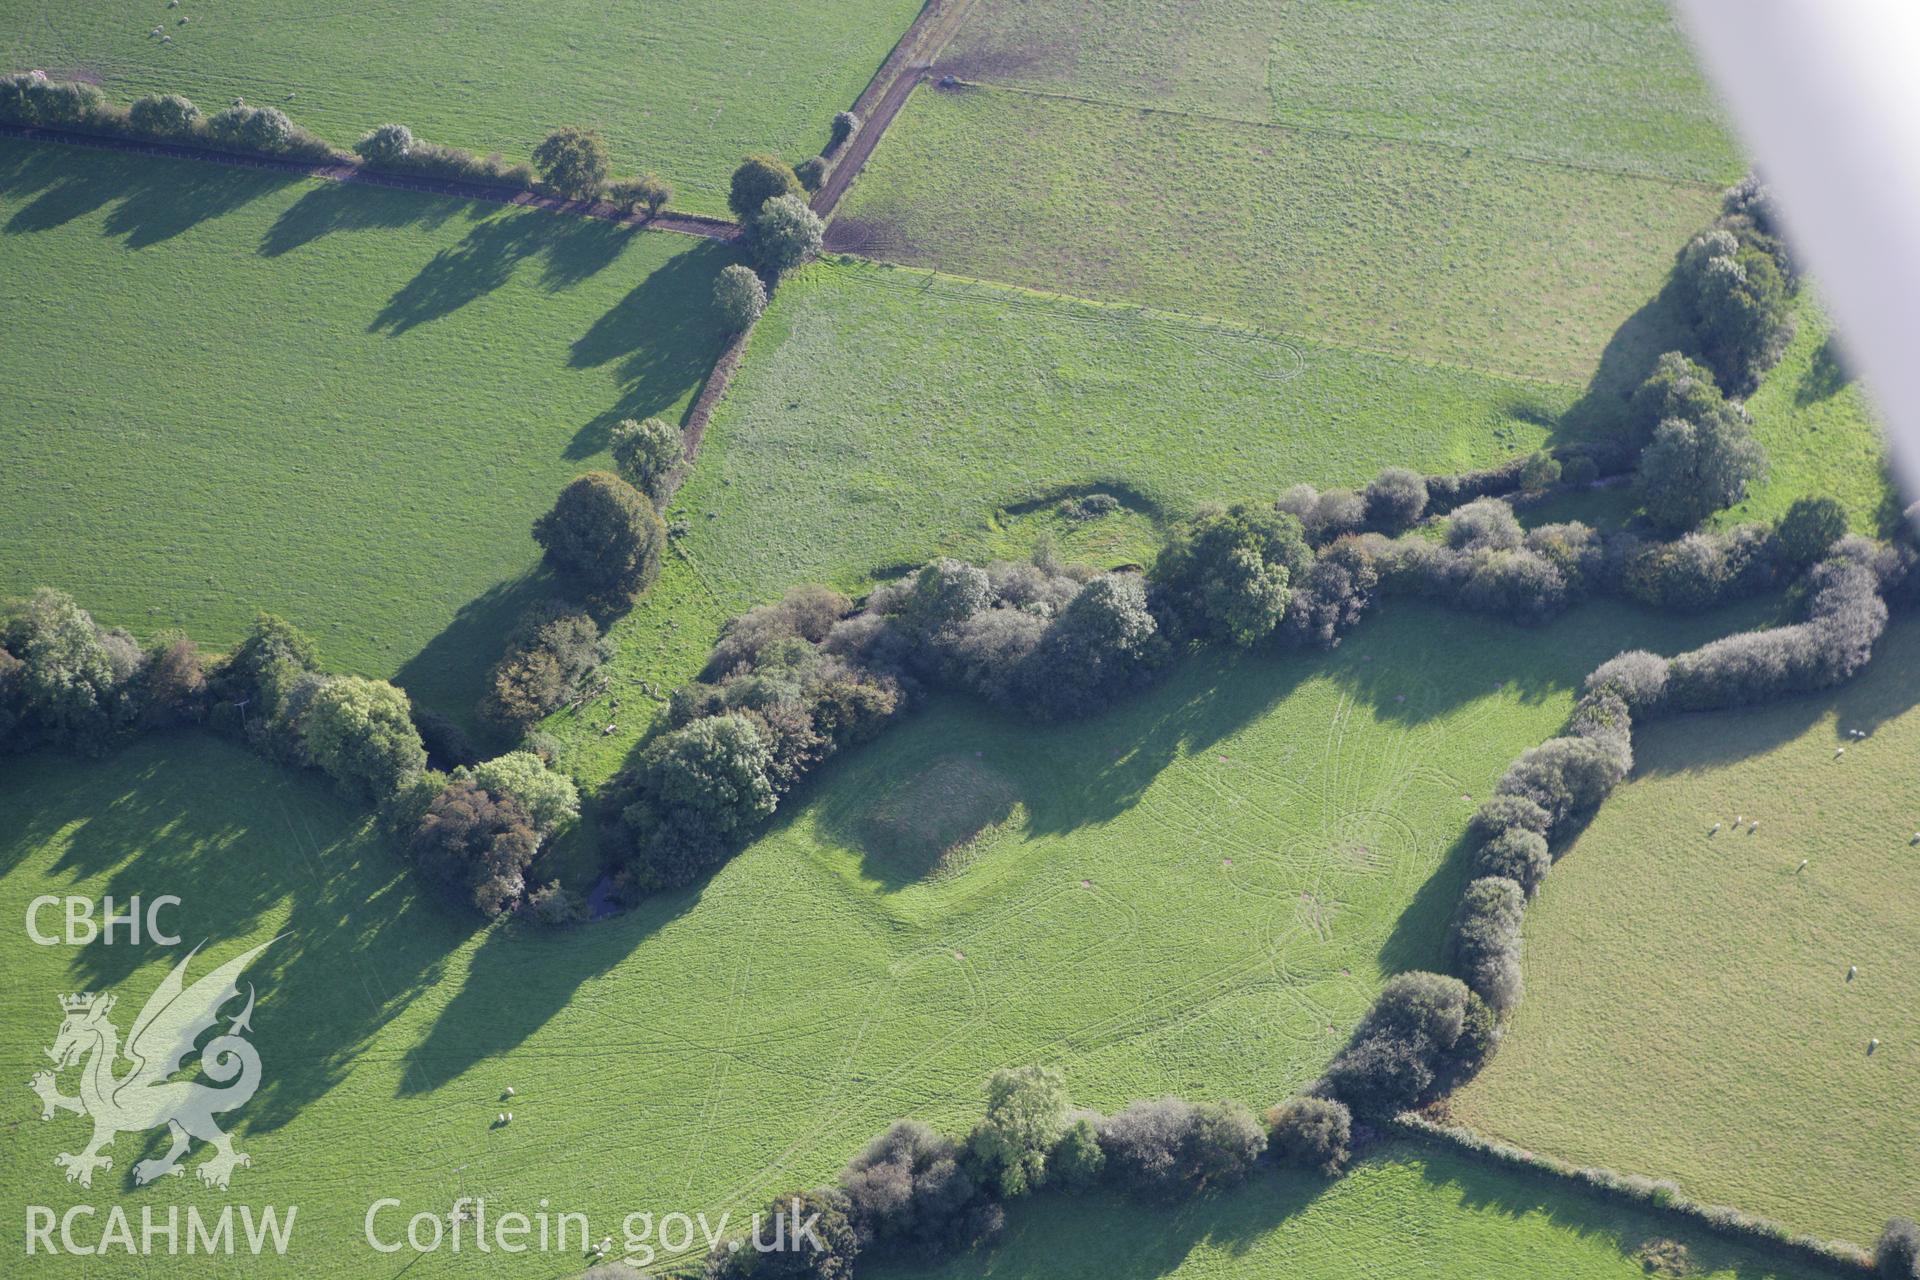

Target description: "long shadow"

left=395, top=884, right=697, bottom=1094
left=1631, top=614, right=1920, bottom=778
left=1, top=136, right=294, bottom=245
left=1547, top=272, right=1694, bottom=450
left=1795, top=331, right=1851, bottom=406
left=368, top=211, right=637, bottom=336
left=391, top=565, right=560, bottom=741
left=564, top=237, right=743, bottom=458
left=867, top=1171, right=1330, bottom=1280
left=869, top=1143, right=1801, bottom=1280
left=6, top=733, right=467, bottom=1137
left=1417, top=1149, right=1844, bottom=1280
left=257, top=177, right=471, bottom=257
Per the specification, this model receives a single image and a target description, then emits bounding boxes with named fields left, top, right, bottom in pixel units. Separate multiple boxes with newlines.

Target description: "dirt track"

left=0, top=121, right=739, bottom=241
left=810, top=0, right=977, bottom=219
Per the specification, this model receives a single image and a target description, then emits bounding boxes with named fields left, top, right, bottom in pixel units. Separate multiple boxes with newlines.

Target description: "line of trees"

left=0, top=594, right=587, bottom=921
left=601, top=474, right=1915, bottom=903
left=700, top=1065, right=1307, bottom=1278
left=3, top=72, right=338, bottom=161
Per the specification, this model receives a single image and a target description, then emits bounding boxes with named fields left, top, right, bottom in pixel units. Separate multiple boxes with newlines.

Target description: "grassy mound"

left=853, top=755, right=1024, bottom=883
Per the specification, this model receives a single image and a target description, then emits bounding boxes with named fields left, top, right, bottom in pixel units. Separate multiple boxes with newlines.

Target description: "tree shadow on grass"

left=564, top=237, right=741, bottom=459
left=0, top=138, right=294, bottom=246
left=394, top=882, right=698, bottom=1095
left=391, top=565, right=559, bottom=741
left=1546, top=272, right=1694, bottom=451
left=368, top=210, right=637, bottom=335
left=873, top=1145, right=1802, bottom=1280
left=256, top=177, right=472, bottom=257
left=7, top=733, right=468, bottom=1137
left=1796, top=331, right=1852, bottom=407
left=1630, top=615, right=1920, bottom=780
left=1416, top=1148, right=1831, bottom=1280
left=867, top=1173, right=1330, bottom=1280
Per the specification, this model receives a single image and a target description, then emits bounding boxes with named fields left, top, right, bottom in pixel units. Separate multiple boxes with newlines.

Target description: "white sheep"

left=1835, top=747, right=1846, bottom=758
left=496, top=1112, right=506, bottom=1124
left=504, top=1086, right=515, bottom=1097
left=1796, top=859, right=1809, bottom=874
left=1710, top=822, right=1721, bottom=834
left=1848, top=965, right=1858, bottom=981
left=1749, top=821, right=1759, bottom=833
left=505, top=1111, right=513, bottom=1123
left=1869, top=1038, right=1880, bottom=1054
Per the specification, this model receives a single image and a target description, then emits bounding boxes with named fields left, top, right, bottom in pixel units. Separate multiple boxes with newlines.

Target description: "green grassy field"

left=674, top=258, right=1593, bottom=605
left=941, top=0, right=1741, bottom=183
left=0, top=0, right=921, bottom=217
left=0, top=138, right=740, bottom=722
left=872, top=1147, right=1823, bottom=1280
left=541, top=254, right=1598, bottom=778
left=1719, top=298, right=1896, bottom=536
left=1454, top=620, right=1920, bottom=1244
left=1, top=594, right=1769, bottom=1274
left=833, top=83, right=1721, bottom=385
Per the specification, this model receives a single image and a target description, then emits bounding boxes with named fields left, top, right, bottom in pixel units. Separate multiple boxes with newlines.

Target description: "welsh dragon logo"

left=29, top=940, right=273, bottom=1190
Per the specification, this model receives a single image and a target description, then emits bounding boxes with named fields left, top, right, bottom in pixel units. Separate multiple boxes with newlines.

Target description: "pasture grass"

left=665, top=257, right=1589, bottom=609
left=834, top=83, right=1723, bottom=385
left=0, top=595, right=1772, bottom=1274
left=941, top=0, right=1741, bottom=183
left=1453, top=619, right=1920, bottom=1243
left=1718, top=299, right=1897, bottom=536
left=0, top=138, right=739, bottom=726
left=0, top=0, right=921, bottom=217
left=871, top=1146, right=1823, bottom=1280
left=542, top=253, right=1601, bottom=779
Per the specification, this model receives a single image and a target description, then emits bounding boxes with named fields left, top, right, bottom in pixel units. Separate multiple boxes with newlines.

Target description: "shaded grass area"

left=1454, top=619, right=1920, bottom=1243
left=870, top=1145, right=1824, bottom=1280
left=0, top=138, right=740, bottom=725
left=0, top=597, right=1774, bottom=1275
left=941, top=0, right=1742, bottom=183
left=0, top=0, right=921, bottom=218
left=833, top=84, right=1721, bottom=385
left=1718, top=297, right=1899, bottom=536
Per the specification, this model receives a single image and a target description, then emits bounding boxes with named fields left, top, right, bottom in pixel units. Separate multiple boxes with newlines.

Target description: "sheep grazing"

left=1868, top=1038, right=1880, bottom=1054
left=1796, top=859, right=1809, bottom=874
left=504, top=1086, right=515, bottom=1097
left=1710, top=822, right=1722, bottom=834
left=505, top=1111, right=513, bottom=1123
left=1848, top=965, right=1858, bottom=981
left=496, top=1112, right=506, bottom=1124
left=1834, top=747, right=1845, bottom=757
left=1748, top=821, right=1759, bottom=833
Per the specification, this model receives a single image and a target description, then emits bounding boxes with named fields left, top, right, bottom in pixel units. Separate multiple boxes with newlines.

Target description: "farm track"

left=0, top=121, right=741, bottom=241
left=811, top=0, right=979, bottom=218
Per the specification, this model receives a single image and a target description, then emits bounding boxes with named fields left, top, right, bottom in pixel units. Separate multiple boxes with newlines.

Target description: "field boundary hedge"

left=0, top=121, right=738, bottom=239
left=1389, top=1114, right=1875, bottom=1275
